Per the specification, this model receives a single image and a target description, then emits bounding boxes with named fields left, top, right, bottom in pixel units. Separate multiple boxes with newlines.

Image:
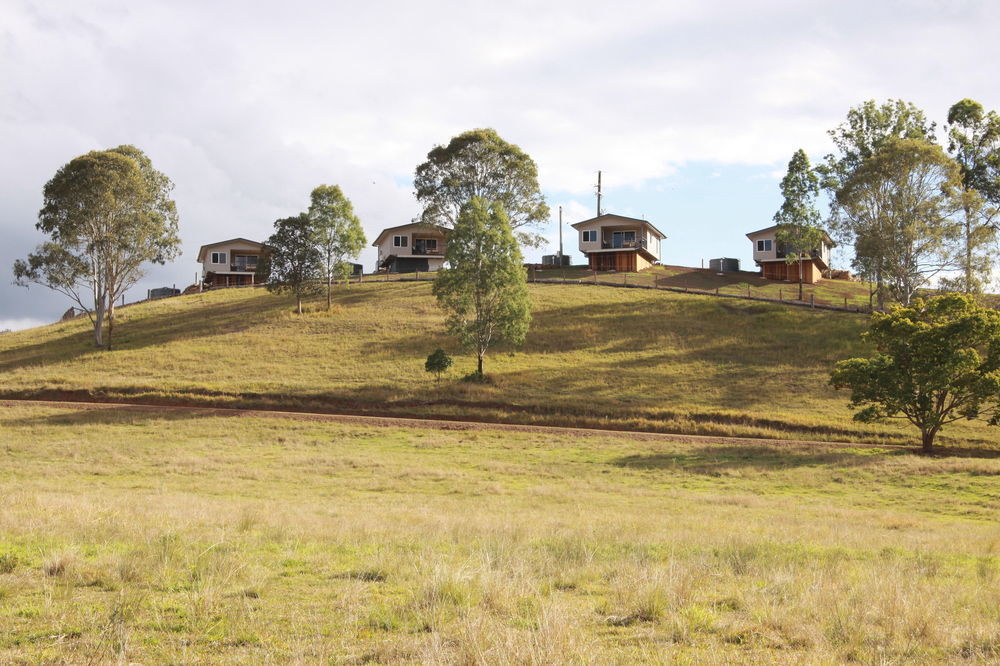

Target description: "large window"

left=612, top=231, right=636, bottom=248
left=756, top=239, right=772, bottom=252
left=582, top=230, right=597, bottom=242
left=393, top=235, right=408, bottom=247
left=211, top=251, right=227, bottom=264
left=413, top=238, right=437, bottom=254
left=233, top=254, right=258, bottom=270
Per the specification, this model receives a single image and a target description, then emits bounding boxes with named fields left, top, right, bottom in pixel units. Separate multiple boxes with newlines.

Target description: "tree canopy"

left=261, top=213, right=323, bottom=315
left=831, top=294, right=1000, bottom=453
left=942, top=99, right=1000, bottom=294
left=835, top=138, right=963, bottom=307
left=821, top=99, right=937, bottom=192
left=307, top=184, right=366, bottom=309
left=414, top=128, right=550, bottom=247
left=432, top=197, right=531, bottom=377
left=773, top=149, right=826, bottom=300
left=13, top=145, right=180, bottom=349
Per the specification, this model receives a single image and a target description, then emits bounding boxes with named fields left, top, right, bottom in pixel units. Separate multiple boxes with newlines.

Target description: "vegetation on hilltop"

left=414, top=127, right=549, bottom=247
left=12, top=145, right=180, bottom=349
left=1, top=282, right=998, bottom=449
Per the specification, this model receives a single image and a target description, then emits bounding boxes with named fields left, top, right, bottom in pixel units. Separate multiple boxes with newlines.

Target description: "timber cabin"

left=746, top=225, right=834, bottom=284
left=573, top=214, right=665, bottom=271
left=373, top=222, right=449, bottom=273
left=197, top=238, right=267, bottom=288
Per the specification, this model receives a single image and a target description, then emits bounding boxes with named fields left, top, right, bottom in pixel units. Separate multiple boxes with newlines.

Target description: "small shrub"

left=43, top=552, right=77, bottom=577
left=461, top=371, right=492, bottom=384
left=0, top=553, right=18, bottom=574
left=349, top=569, right=388, bottom=582
left=424, top=348, right=453, bottom=382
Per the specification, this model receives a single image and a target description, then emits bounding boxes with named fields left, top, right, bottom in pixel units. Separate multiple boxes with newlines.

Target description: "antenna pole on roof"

left=596, top=170, right=602, bottom=217
left=558, top=205, right=563, bottom=263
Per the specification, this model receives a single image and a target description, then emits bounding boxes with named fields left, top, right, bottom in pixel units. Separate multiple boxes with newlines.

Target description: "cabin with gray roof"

left=372, top=222, right=449, bottom=273
left=572, top=213, right=665, bottom=271
left=746, top=225, right=834, bottom=284
left=196, top=238, right=268, bottom=288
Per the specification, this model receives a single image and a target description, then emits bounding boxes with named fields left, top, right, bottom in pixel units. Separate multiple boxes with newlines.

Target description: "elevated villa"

left=373, top=222, right=449, bottom=273
left=573, top=213, right=665, bottom=271
left=196, top=238, right=267, bottom=288
left=746, top=225, right=834, bottom=284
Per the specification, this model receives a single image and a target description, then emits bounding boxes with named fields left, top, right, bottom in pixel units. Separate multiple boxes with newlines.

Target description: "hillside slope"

left=0, top=282, right=995, bottom=447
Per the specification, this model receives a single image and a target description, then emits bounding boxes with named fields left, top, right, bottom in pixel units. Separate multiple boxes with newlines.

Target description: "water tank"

left=709, top=257, right=740, bottom=272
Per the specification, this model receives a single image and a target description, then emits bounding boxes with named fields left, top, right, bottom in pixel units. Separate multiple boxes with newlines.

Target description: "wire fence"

left=367, top=268, right=874, bottom=314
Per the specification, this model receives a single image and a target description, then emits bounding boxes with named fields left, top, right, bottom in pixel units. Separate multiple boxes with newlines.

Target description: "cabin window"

left=612, top=231, right=636, bottom=248
left=756, top=239, right=772, bottom=252
left=234, top=255, right=257, bottom=270
left=211, top=252, right=227, bottom=264
left=393, top=235, right=408, bottom=247
left=582, top=230, right=597, bottom=242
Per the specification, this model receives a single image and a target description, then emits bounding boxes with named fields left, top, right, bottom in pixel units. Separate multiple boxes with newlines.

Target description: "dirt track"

left=0, top=397, right=908, bottom=451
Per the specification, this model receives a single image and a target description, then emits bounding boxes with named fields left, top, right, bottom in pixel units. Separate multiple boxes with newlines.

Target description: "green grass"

left=1, top=403, right=998, bottom=663
left=531, top=264, right=875, bottom=309
left=1, top=280, right=998, bottom=448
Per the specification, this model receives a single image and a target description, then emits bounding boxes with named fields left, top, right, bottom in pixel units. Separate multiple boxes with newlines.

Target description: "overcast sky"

left=2, top=0, right=998, bottom=330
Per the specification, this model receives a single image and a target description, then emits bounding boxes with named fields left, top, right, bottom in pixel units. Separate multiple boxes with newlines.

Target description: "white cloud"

left=3, top=0, right=1000, bottom=318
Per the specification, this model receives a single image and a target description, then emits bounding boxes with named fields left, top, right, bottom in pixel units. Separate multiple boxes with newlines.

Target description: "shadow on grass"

left=612, top=445, right=903, bottom=473
left=614, top=443, right=1000, bottom=470
left=0, top=291, right=283, bottom=373
left=4, top=404, right=242, bottom=428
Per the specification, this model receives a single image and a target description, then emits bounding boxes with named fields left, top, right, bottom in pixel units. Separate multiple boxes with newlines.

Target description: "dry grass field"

left=1, top=402, right=998, bottom=663
left=532, top=265, right=877, bottom=310
left=1, top=280, right=997, bottom=448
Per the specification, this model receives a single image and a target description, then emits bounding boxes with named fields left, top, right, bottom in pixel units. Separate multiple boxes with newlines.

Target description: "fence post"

left=811, top=294, right=815, bottom=308
left=624, top=272, right=627, bottom=286
left=844, top=297, right=847, bottom=309
left=593, top=269, right=597, bottom=283
left=747, top=284, right=751, bottom=298
left=716, top=288, right=719, bottom=296
left=779, top=288, right=782, bottom=301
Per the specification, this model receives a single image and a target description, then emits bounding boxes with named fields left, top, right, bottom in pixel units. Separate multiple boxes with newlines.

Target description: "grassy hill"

left=534, top=264, right=876, bottom=310
left=0, top=280, right=996, bottom=448
left=2, top=402, right=998, bottom=663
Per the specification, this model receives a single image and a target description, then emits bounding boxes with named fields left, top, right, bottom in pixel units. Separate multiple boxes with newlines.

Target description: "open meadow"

left=1, top=280, right=998, bottom=448
left=1, top=402, right=998, bottom=663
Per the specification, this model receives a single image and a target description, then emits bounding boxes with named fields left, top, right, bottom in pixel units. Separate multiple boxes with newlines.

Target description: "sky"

left=2, top=0, right=999, bottom=330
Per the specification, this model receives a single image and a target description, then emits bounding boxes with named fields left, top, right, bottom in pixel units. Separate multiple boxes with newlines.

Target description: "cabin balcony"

left=600, top=238, right=647, bottom=250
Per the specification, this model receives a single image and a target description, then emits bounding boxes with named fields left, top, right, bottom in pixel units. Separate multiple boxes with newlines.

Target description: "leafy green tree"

left=13, top=146, right=180, bottom=349
left=831, top=294, right=1000, bottom=453
left=835, top=138, right=963, bottom=308
left=308, top=184, right=366, bottom=310
left=432, top=197, right=531, bottom=377
left=262, top=213, right=322, bottom=315
left=821, top=100, right=938, bottom=302
left=424, top=348, right=453, bottom=382
left=773, top=149, right=826, bottom=300
left=821, top=99, right=937, bottom=191
left=414, top=128, right=550, bottom=247
left=942, top=99, right=1000, bottom=294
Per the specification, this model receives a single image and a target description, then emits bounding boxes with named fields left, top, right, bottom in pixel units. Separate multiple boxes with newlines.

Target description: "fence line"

left=377, top=270, right=872, bottom=314
left=528, top=276, right=872, bottom=313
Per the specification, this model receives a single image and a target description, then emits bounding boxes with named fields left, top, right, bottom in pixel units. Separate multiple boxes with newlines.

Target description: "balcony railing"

left=412, top=246, right=444, bottom=256
left=601, top=238, right=647, bottom=250
left=230, top=264, right=258, bottom=272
